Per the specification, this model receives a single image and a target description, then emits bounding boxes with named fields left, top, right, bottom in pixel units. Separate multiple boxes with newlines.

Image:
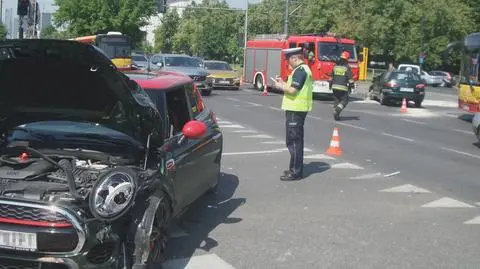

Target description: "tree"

left=40, top=25, right=70, bottom=39
left=154, top=8, right=180, bottom=53
left=53, top=0, right=157, bottom=43
left=0, top=24, right=6, bottom=40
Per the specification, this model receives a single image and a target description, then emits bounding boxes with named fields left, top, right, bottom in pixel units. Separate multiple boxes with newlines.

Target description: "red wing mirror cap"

left=182, top=120, right=207, bottom=139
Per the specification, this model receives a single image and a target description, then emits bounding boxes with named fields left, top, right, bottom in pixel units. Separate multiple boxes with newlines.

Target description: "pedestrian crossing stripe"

left=219, top=124, right=245, bottom=128
left=464, top=216, right=480, bottom=224
left=330, top=162, right=363, bottom=169
left=163, top=253, right=236, bottom=269
left=421, top=197, right=475, bottom=208
left=241, top=134, right=275, bottom=139
left=304, top=154, right=335, bottom=160
left=349, top=172, right=383, bottom=179
left=232, top=130, right=257, bottom=133
left=380, top=184, right=431, bottom=193
left=260, top=141, right=285, bottom=145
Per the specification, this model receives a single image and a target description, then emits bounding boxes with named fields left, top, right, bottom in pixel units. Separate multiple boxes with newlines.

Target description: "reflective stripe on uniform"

left=332, top=84, right=349, bottom=91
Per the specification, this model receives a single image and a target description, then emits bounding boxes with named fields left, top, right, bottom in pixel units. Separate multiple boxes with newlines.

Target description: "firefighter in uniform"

left=330, top=51, right=354, bottom=120
left=273, top=47, right=313, bottom=181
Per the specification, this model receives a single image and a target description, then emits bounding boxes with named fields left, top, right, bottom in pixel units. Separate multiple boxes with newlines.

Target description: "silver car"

left=473, top=113, right=480, bottom=142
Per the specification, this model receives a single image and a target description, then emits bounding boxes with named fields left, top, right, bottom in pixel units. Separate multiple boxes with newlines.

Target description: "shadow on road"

left=162, top=172, right=245, bottom=267
left=458, top=114, right=474, bottom=123
left=303, top=161, right=331, bottom=178
left=338, top=116, right=360, bottom=121
left=473, top=142, right=480, bottom=149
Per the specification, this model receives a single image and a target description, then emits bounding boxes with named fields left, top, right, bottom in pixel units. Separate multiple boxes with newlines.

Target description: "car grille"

left=0, top=258, right=68, bottom=269
left=0, top=204, right=69, bottom=224
left=189, top=75, right=206, bottom=81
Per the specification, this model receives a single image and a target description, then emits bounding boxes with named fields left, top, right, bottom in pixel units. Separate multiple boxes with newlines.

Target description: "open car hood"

left=0, top=39, right=160, bottom=142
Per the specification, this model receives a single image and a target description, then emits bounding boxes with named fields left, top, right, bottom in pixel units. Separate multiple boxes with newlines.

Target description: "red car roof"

left=125, top=70, right=193, bottom=90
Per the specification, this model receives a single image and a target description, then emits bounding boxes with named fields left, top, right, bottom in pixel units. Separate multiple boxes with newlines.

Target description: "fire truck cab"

left=243, top=33, right=362, bottom=95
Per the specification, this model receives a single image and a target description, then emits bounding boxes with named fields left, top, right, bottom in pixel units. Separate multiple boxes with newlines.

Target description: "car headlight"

left=89, top=168, right=137, bottom=221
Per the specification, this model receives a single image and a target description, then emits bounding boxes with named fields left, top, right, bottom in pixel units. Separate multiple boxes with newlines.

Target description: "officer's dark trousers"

left=333, top=89, right=349, bottom=112
left=285, top=110, right=307, bottom=177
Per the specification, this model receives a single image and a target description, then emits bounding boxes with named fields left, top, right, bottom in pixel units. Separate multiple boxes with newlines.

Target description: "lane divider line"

left=440, top=147, right=480, bottom=160
left=381, top=132, right=414, bottom=142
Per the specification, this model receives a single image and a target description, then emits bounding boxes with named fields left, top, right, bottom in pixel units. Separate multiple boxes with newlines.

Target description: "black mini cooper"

left=0, top=40, right=223, bottom=269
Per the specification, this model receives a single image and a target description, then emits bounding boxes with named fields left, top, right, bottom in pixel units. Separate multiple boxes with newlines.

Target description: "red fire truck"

left=243, top=33, right=362, bottom=95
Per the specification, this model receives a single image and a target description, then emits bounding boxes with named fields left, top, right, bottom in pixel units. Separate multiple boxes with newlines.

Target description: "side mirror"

left=182, top=120, right=207, bottom=139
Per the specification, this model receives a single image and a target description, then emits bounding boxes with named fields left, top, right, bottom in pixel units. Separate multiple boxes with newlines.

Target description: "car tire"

left=379, top=92, right=387, bottom=105
left=254, top=74, right=265, bottom=91
left=415, top=101, right=422, bottom=108
left=146, top=194, right=172, bottom=269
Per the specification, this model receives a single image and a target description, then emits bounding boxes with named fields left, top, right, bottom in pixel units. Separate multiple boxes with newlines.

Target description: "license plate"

left=400, top=88, right=414, bottom=92
left=0, top=230, right=37, bottom=251
left=219, top=80, right=230, bottom=84
left=313, top=81, right=331, bottom=93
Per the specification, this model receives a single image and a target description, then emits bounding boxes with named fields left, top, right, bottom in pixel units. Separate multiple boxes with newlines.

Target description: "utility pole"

left=242, top=0, right=248, bottom=82
left=0, top=0, right=3, bottom=24
left=283, top=0, right=289, bottom=36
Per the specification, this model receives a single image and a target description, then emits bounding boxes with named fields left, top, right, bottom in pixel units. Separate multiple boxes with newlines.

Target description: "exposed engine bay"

left=0, top=145, right=135, bottom=204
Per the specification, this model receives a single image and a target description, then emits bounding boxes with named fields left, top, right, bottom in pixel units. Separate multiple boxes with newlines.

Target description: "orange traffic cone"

left=400, top=97, right=408, bottom=113
left=326, top=127, right=343, bottom=156
left=261, top=85, right=268, bottom=96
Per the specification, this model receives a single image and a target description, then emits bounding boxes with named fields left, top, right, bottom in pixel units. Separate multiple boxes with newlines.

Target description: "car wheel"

left=146, top=196, right=172, bottom=269
left=379, top=92, right=387, bottom=105
left=254, top=74, right=265, bottom=91
left=415, top=101, right=422, bottom=108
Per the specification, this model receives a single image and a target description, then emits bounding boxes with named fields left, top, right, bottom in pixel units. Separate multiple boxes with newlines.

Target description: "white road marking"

left=307, top=115, right=323, bottom=120
left=219, top=124, right=245, bottom=129
left=330, top=162, right=364, bottom=169
left=336, top=122, right=367, bottom=131
left=226, top=97, right=240, bottom=102
left=163, top=253, right=236, bottom=269
left=402, top=119, right=426, bottom=125
left=422, top=100, right=458, bottom=108
left=241, top=134, right=275, bottom=139
left=304, top=148, right=313, bottom=152
left=453, top=129, right=473, bottom=135
left=421, top=197, right=475, bottom=208
left=232, top=130, right=257, bottom=133
left=169, top=226, right=189, bottom=238
left=464, top=216, right=480, bottom=224
left=268, top=106, right=282, bottom=111
left=223, top=149, right=285, bottom=156
left=304, top=154, right=335, bottom=160
left=217, top=120, right=232, bottom=125
left=384, top=171, right=400, bottom=177
left=475, top=202, right=480, bottom=207
left=440, top=147, right=480, bottom=160
left=349, top=172, right=383, bottom=179
left=351, top=99, right=378, bottom=104
left=260, top=141, right=285, bottom=145
left=380, top=184, right=431, bottom=193
left=381, top=132, right=414, bottom=142
left=246, top=102, right=262, bottom=107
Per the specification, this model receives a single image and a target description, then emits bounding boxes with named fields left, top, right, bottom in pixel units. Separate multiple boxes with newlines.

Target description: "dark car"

left=0, top=39, right=223, bottom=269
left=131, top=53, right=149, bottom=70
left=148, top=54, right=212, bottom=96
left=369, top=70, right=426, bottom=107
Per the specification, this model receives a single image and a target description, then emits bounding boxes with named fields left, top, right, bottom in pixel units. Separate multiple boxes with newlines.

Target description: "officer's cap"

left=282, top=47, right=303, bottom=59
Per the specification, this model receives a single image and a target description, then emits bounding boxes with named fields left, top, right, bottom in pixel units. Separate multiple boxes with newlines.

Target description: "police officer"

left=273, top=47, right=313, bottom=181
left=330, top=51, right=354, bottom=121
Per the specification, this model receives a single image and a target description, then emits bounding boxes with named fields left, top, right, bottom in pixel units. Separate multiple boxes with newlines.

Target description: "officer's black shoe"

left=280, top=172, right=302, bottom=181
left=283, top=170, right=291, bottom=175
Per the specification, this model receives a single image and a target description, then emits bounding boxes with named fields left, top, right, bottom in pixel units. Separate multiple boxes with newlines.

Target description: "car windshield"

left=205, top=62, right=232, bottom=71
left=132, top=55, right=147, bottom=62
left=317, top=42, right=357, bottom=62
left=388, top=72, right=421, bottom=81
left=165, top=56, right=203, bottom=67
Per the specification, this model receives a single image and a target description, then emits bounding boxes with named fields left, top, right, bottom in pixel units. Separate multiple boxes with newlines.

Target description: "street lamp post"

left=284, top=0, right=289, bottom=36
left=243, top=0, right=248, bottom=82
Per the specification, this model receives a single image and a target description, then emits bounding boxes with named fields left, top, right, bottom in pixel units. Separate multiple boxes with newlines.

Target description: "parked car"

left=148, top=54, right=212, bottom=96
left=473, top=113, right=480, bottom=142
left=0, top=39, right=222, bottom=269
left=430, top=70, right=455, bottom=87
left=369, top=70, right=426, bottom=107
left=131, top=53, right=149, bottom=69
left=397, top=64, right=443, bottom=86
left=204, top=60, right=241, bottom=90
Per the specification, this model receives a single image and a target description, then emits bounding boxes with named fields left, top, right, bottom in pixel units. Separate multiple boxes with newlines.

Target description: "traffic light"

left=17, top=0, right=29, bottom=16
left=156, top=0, right=167, bottom=13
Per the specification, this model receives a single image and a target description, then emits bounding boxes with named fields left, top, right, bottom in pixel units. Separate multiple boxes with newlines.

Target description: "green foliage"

left=0, top=24, right=6, bottom=40
left=40, top=26, right=71, bottom=39
left=154, top=8, right=180, bottom=53
left=53, top=0, right=157, bottom=43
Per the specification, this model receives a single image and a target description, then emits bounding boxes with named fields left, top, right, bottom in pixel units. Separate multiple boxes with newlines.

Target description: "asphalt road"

left=161, top=82, right=480, bottom=269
